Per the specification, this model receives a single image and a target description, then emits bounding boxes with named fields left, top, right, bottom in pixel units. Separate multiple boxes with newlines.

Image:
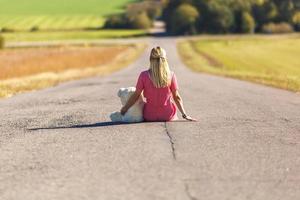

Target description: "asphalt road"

left=0, top=38, right=300, bottom=200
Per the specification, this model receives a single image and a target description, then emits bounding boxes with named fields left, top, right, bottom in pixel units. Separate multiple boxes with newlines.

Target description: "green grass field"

left=178, top=35, right=300, bottom=92
left=0, top=0, right=134, bottom=31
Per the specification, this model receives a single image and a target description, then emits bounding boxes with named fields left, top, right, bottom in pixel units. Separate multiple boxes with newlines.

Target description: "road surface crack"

left=184, top=183, right=198, bottom=200
left=164, top=122, right=176, bottom=160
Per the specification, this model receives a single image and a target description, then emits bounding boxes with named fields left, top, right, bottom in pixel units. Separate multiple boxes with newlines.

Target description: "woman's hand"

left=183, top=114, right=197, bottom=121
left=120, top=106, right=128, bottom=115
left=185, top=115, right=197, bottom=121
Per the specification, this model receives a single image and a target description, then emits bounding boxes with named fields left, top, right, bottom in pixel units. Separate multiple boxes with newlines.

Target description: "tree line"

left=163, top=0, right=300, bottom=34
left=104, top=0, right=162, bottom=30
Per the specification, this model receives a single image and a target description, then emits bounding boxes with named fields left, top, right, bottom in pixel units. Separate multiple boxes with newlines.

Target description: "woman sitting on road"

left=121, top=46, right=196, bottom=122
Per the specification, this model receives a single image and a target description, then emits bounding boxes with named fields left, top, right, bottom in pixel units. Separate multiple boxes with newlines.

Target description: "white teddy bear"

left=110, top=87, right=144, bottom=123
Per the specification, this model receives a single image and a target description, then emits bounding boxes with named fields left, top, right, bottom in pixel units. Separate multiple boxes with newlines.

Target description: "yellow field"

left=0, top=43, right=146, bottom=98
left=178, top=35, right=300, bottom=92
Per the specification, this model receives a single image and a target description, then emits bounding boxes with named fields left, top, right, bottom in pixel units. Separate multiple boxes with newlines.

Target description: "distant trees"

left=104, top=0, right=162, bottom=29
left=252, top=1, right=278, bottom=31
left=104, top=11, right=153, bottom=30
left=170, top=4, right=199, bottom=34
left=104, top=14, right=130, bottom=29
left=292, top=11, right=300, bottom=31
left=204, top=2, right=235, bottom=33
left=241, top=11, right=256, bottom=33
left=104, top=0, right=300, bottom=34
left=129, top=12, right=153, bottom=29
left=162, top=0, right=300, bottom=34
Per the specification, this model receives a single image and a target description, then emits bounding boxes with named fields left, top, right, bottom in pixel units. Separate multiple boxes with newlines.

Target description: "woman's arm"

left=172, top=90, right=197, bottom=121
left=120, top=90, right=142, bottom=115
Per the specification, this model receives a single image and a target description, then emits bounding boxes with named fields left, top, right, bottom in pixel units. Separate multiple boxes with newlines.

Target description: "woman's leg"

left=170, top=114, right=179, bottom=121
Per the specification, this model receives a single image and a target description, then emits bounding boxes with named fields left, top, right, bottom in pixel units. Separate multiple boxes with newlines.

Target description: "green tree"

left=292, top=11, right=300, bottom=31
left=227, top=0, right=256, bottom=11
left=129, top=12, right=153, bottom=29
left=162, top=0, right=300, bottom=34
left=145, top=4, right=162, bottom=20
left=104, top=14, right=129, bottom=29
left=204, top=2, right=235, bottom=33
left=272, top=0, right=294, bottom=22
left=170, top=3, right=200, bottom=35
left=241, top=11, right=256, bottom=33
left=252, top=1, right=278, bottom=30
left=162, top=0, right=194, bottom=32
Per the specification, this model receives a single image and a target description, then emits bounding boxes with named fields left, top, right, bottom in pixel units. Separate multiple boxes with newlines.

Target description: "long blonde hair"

left=149, top=46, right=171, bottom=88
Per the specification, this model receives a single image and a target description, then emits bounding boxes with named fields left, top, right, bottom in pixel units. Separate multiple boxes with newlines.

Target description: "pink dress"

left=135, top=70, right=178, bottom=122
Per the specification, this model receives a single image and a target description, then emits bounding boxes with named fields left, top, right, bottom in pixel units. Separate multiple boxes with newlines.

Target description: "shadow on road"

left=27, top=120, right=189, bottom=131
left=28, top=121, right=133, bottom=131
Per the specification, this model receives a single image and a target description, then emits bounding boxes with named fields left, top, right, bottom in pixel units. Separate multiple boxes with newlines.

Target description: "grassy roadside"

left=0, top=43, right=146, bottom=98
left=2, top=29, right=147, bottom=42
left=178, top=35, right=300, bottom=92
